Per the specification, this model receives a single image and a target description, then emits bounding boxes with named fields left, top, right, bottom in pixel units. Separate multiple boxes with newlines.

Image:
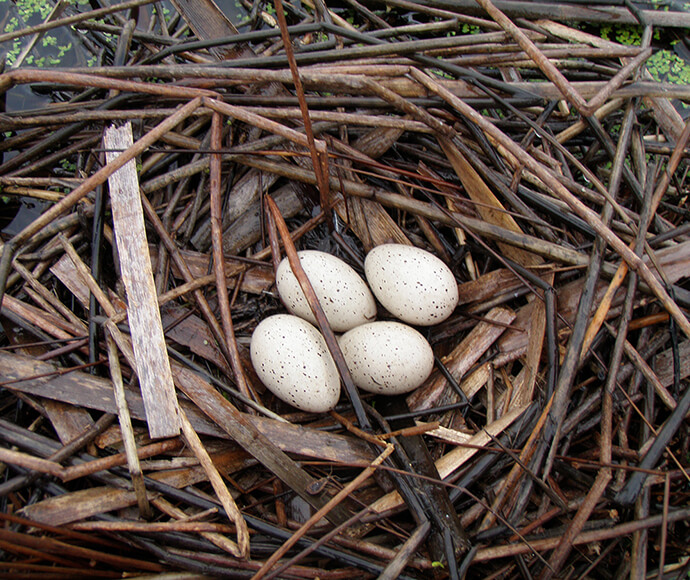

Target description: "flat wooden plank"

left=43, top=400, right=95, bottom=446
left=104, top=123, right=179, bottom=439
left=50, top=254, right=91, bottom=307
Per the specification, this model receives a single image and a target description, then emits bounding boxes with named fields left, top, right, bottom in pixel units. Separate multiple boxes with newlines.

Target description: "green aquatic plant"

left=461, top=22, right=482, bottom=35
left=1, top=0, right=99, bottom=66
left=59, top=159, right=77, bottom=173
left=595, top=23, right=659, bottom=46
left=646, top=47, right=690, bottom=86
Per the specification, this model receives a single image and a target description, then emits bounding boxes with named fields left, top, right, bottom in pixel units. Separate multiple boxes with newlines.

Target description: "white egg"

left=364, top=244, right=458, bottom=326
left=250, top=314, right=340, bottom=412
left=276, top=250, right=376, bottom=332
left=339, top=321, right=434, bottom=395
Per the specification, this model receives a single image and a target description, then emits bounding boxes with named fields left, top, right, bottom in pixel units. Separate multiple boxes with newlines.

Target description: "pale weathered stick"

left=177, top=408, right=249, bottom=559
left=104, top=123, right=180, bottom=439
left=104, top=330, right=152, bottom=519
left=153, top=497, right=241, bottom=556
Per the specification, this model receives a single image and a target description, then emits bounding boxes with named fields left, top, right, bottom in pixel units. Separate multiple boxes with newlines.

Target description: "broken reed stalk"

left=177, top=408, right=249, bottom=559
left=104, top=330, right=152, bottom=519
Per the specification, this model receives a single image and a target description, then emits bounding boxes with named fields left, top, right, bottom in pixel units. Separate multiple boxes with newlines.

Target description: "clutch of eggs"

left=250, top=245, right=457, bottom=412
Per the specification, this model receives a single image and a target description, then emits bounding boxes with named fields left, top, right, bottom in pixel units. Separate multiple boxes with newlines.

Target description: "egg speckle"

left=364, top=244, right=459, bottom=326
left=339, top=321, right=434, bottom=395
left=250, top=314, right=340, bottom=412
left=276, top=250, right=376, bottom=332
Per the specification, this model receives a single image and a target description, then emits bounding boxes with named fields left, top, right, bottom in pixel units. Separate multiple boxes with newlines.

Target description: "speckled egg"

left=339, top=321, right=434, bottom=395
left=250, top=314, right=340, bottom=412
left=276, top=251, right=376, bottom=332
left=364, top=244, right=458, bottom=326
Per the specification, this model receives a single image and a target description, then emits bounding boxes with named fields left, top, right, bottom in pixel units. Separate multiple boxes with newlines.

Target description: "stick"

left=104, top=123, right=180, bottom=439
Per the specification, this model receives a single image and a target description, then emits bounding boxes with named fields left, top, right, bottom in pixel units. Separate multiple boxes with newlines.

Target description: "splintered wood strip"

left=50, top=254, right=91, bottom=307
left=370, top=405, right=528, bottom=513
left=69, top=521, right=236, bottom=533
left=457, top=268, right=523, bottom=306
left=42, top=400, right=95, bottom=446
left=104, top=123, right=179, bottom=439
left=419, top=423, right=472, bottom=446
left=0, top=350, right=374, bottom=463
left=407, top=306, right=516, bottom=411
left=377, top=521, right=432, bottom=580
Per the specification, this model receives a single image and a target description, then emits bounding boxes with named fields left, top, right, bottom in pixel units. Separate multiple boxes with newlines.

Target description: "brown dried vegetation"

left=0, top=0, right=689, bottom=577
